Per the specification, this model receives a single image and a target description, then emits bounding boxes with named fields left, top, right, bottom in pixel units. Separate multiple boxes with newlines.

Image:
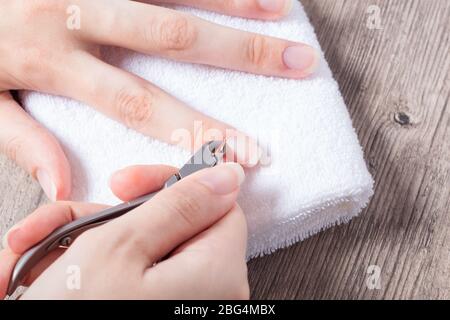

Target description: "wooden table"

left=0, top=0, right=448, bottom=299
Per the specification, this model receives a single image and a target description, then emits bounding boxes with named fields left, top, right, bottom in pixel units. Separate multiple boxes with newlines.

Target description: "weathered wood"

left=247, top=0, right=450, bottom=299
left=0, top=0, right=448, bottom=299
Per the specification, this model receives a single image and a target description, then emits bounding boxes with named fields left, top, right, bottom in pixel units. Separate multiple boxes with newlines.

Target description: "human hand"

left=0, top=0, right=318, bottom=201
left=0, top=162, right=249, bottom=299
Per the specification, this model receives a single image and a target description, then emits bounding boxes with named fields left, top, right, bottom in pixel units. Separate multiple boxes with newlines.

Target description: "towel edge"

left=246, top=182, right=374, bottom=259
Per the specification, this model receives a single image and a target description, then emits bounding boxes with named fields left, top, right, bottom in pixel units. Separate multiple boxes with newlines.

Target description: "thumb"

left=100, top=162, right=245, bottom=265
left=0, top=202, right=109, bottom=298
left=0, top=92, right=71, bottom=201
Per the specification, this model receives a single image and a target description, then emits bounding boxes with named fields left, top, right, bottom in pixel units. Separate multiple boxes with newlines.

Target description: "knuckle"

left=246, top=34, right=271, bottom=68
left=16, top=46, right=56, bottom=89
left=154, top=15, right=197, bottom=51
left=114, top=87, right=155, bottom=130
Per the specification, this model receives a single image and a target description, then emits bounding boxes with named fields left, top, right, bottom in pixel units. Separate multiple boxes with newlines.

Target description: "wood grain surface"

left=0, top=0, right=449, bottom=299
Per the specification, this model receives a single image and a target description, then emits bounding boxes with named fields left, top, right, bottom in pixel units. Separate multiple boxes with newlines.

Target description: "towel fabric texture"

left=21, top=2, right=374, bottom=258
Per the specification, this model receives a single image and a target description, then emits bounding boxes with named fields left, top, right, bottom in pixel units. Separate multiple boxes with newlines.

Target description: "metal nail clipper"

left=7, top=140, right=226, bottom=296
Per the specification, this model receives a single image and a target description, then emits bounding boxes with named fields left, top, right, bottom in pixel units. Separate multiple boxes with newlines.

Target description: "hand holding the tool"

left=0, top=0, right=318, bottom=201
left=0, top=162, right=249, bottom=299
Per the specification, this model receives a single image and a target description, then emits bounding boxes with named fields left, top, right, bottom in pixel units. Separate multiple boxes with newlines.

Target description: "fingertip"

left=7, top=204, right=70, bottom=254
left=36, top=168, right=71, bottom=201
left=36, top=136, right=72, bottom=202
left=108, top=167, right=131, bottom=199
left=224, top=0, right=294, bottom=21
left=0, top=98, right=72, bottom=202
left=225, top=134, right=263, bottom=168
left=282, top=44, right=320, bottom=78
left=26, top=129, right=72, bottom=202
left=110, top=165, right=177, bottom=201
left=53, top=170, right=72, bottom=201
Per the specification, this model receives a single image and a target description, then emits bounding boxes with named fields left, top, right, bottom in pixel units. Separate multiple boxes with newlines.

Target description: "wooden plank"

left=0, top=0, right=448, bottom=299
left=247, top=0, right=450, bottom=299
left=0, top=156, right=46, bottom=242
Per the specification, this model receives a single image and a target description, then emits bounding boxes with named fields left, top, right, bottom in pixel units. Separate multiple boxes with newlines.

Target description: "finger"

left=0, top=92, right=71, bottom=201
left=152, top=0, right=293, bottom=20
left=58, top=53, right=260, bottom=166
left=100, top=162, right=245, bottom=265
left=109, top=165, right=177, bottom=201
left=1, top=202, right=107, bottom=255
left=145, top=205, right=249, bottom=299
left=0, top=249, right=18, bottom=298
left=0, top=202, right=107, bottom=297
left=80, top=1, right=319, bottom=79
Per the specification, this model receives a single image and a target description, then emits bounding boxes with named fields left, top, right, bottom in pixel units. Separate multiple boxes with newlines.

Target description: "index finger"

left=2, top=164, right=177, bottom=254
left=2, top=202, right=107, bottom=256
left=81, top=0, right=319, bottom=79
left=109, top=165, right=177, bottom=201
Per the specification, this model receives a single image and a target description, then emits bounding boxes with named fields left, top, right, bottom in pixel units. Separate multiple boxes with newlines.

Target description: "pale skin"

left=0, top=163, right=249, bottom=299
left=0, top=0, right=319, bottom=299
left=0, top=0, right=318, bottom=201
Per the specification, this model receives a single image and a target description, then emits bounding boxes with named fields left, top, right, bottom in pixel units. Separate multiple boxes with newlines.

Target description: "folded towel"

left=21, top=1, right=373, bottom=258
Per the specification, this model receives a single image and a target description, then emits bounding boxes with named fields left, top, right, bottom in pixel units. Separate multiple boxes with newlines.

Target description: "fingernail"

left=36, top=169, right=57, bottom=201
left=197, top=163, right=245, bottom=195
left=226, top=136, right=263, bottom=168
left=258, top=0, right=293, bottom=14
left=283, top=45, right=319, bottom=74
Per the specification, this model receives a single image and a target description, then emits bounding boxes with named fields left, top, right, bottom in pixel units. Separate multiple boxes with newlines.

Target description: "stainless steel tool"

left=7, top=140, right=226, bottom=296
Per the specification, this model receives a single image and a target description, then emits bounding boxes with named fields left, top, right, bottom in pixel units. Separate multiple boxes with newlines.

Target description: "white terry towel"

left=21, top=2, right=374, bottom=258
